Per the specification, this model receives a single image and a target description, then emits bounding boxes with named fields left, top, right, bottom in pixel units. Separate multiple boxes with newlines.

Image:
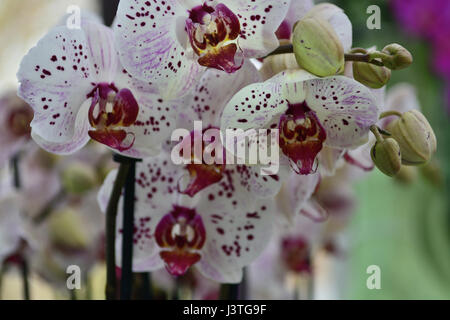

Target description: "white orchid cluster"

left=0, top=0, right=437, bottom=300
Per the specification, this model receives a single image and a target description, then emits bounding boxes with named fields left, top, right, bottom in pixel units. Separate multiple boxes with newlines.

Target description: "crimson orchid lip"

left=177, top=127, right=226, bottom=197
left=155, top=206, right=206, bottom=276
left=279, top=101, right=327, bottom=175
left=186, top=3, right=243, bottom=73
left=87, top=84, right=139, bottom=152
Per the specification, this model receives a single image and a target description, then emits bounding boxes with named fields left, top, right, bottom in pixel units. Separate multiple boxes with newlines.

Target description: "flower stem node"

left=380, top=43, right=413, bottom=70
left=353, top=62, right=391, bottom=89
left=292, top=17, right=344, bottom=77
left=386, top=110, right=437, bottom=165
left=371, top=138, right=402, bottom=177
left=61, top=162, right=97, bottom=195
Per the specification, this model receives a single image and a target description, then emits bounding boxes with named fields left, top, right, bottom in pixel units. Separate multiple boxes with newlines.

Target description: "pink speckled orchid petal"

left=237, top=164, right=290, bottom=198
left=304, top=76, right=379, bottom=149
left=118, top=93, right=181, bottom=159
left=17, top=26, right=93, bottom=144
left=197, top=198, right=274, bottom=283
left=225, top=0, right=291, bottom=57
left=115, top=0, right=204, bottom=99
left=81, top=20, right=119, bottom=83
left=220, top=79, right=287, bottom=131
left=30, top=101, right=91, bottom=155
left=180, top=60, right=261, bottom=128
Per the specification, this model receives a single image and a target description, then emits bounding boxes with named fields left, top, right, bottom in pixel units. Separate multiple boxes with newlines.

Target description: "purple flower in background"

left=391, top=0, right=450, bottom=112
left=390, top=0, right=450, bottom=40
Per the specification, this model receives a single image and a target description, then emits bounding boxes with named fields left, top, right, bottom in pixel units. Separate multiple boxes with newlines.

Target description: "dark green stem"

left=263, top=44, right=295, bottom=58
left=21, top=259, right=30, bottom=300
left=11, top=154, right=21, bottom=189
left=105, top=159, right=131, bottom=300
left=220, top=283, right=240, bottom=300
left=120, top=157, right=138, bottom=300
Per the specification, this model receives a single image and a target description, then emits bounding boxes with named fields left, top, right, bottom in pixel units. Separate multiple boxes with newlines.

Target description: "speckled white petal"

left=17, top=26, right=94, bottom=143
left=305, top=76, right=379, bottom=149
left=30, top=101, right=91, bottom=155
left=115, top=0, right=204, bottom=98
left=197, top=199, right=274, bottom=283
left=226, top=0, right=291, bottom=57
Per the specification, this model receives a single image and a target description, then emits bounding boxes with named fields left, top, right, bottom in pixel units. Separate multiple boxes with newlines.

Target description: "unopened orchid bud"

left=49, top=209, right=89, bottom=251
left=380, top=43, right=413, bottom=70
left=386, top=110, right=437, bottom=165
left=293, top=17, right=344, bottom=77
left=353, top=62, right=391, bottom=89
left=61, top=162, right=97, bottom=195
left=371, top=138, right=402, bottom=177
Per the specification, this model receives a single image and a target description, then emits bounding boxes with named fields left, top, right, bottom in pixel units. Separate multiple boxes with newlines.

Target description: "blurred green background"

left=331, top=0, right=450, bottom=299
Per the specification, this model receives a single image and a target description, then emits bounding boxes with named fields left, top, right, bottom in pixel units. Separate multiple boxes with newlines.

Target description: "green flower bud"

left=386, top=110, right=437, bottom=165
left=48, top=208, right=89, bottom=251
left=371, top=138, right=402, bottom=177
left=293, top=17, right=344, bottom=77
left=381, top=43, right=413, bottom=70
left=61, top=162, right=97, bottom=195
left=353, top=62, right=391, bottom=89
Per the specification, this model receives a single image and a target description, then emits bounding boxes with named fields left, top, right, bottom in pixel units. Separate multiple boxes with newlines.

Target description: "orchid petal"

left=221, top=79, right=286, bottom=131
left=226, top=0, right=291, bottom=58
left=115, top=0, right=203, bottom=99
left=30, top=100, right=91, bottom=155
left=276, top=172, right=320, bottom=221
left=17, top=26, right=94, bottom=143
left=305, top=76, right=379, bottom=149
left=180, top=61, right=261, bottom=128
left=197, top=199, right=274, bottom=283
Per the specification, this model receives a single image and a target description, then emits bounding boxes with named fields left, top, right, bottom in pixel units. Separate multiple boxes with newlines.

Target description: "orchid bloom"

left=0, top=91, right=33, bottom=168
left=173, top=61, right=287, bottom=197
left=221, top=69, right=379, bottom=176
left=17, top=17, right=179, bottom=158
left=98, top=151, right=274, bottom=283
left=114, top=0, right=291, bottom=99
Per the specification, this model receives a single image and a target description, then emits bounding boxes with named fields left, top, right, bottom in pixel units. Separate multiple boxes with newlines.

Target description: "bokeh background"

left=0, top=0, right=448, bottom=299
